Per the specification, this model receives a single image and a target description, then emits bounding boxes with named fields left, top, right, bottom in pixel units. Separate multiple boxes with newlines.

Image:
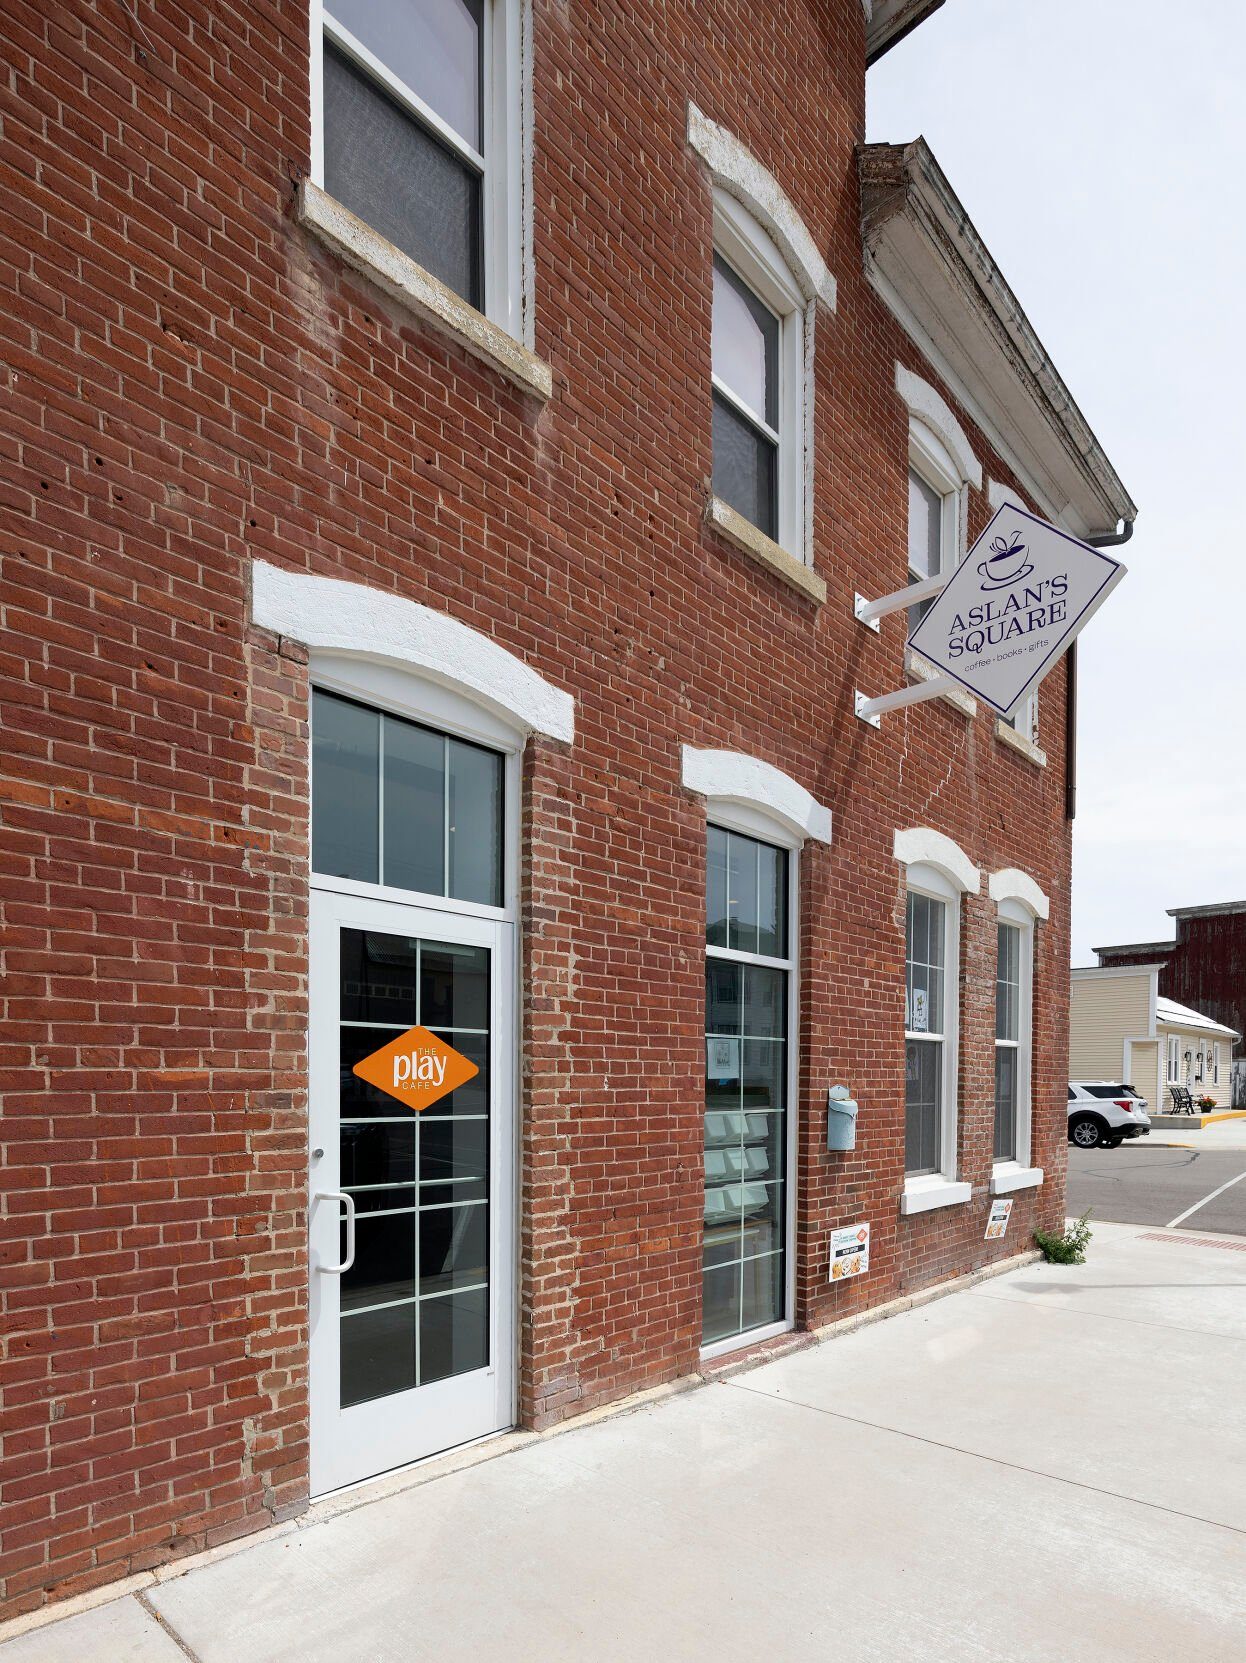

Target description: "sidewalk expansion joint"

left=135, top=1591, right=203, bottom=1663
left=719, top=1378, right=1246, bottom=1537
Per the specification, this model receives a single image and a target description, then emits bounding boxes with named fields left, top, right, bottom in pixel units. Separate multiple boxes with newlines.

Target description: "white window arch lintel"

left=683, top=747, right=832, bottom=846
left=251, top=560, right=575, bottom=744
left=893, top=827, right=980, bottom=894
left=688, top=104, right=837, bottom=311
left=895, top=364, right=982, bottom=491
left=988, top=867, right=1051, bottom=922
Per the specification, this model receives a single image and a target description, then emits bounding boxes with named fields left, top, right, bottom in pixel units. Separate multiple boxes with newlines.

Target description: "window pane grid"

left=313, top=689, right=503, bottom=906
left=905, top=890, right=948, bottom=1176
left=704, top=826, right=790, bottom=1345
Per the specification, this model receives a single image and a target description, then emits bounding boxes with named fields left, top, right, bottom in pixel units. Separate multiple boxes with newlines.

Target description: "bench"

left=1168, top=1084, right=1198, bottom=1114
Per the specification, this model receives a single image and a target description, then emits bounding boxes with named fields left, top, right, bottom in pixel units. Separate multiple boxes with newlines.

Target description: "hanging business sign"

left=907, top=500, right=1127, bottom=718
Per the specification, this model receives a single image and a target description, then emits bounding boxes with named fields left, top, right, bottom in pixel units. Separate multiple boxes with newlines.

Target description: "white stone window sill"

left=990, top=1164, right=1044, bottom=1195
left=995, top=720, right=1048, bottom=768
left=297, top=180, right=553, bottom=403
left=906, top=649, right=977, bottom=717
left=900, top=1176, right=972, bottom=1216
left=706, top=496, right=827, bottom=605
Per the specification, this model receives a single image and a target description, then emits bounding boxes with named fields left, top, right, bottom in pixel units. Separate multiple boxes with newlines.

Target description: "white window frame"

left=701, top=800, right=800, bottom=1361
left=712, top=192, right=808, bottom=562
left=1167, top=1033, right=1180, bottom=1085
left=907, top=423, right=964, bottom=595
left=1214, top=1043, right=1222, bottom=1087
left=991, top=898, right=1040, bottom=1192
left=1194, top=1043, right=1205, bottom=1085
left=902, top=861, right=963, bottom=1204
left=309, top=653, right=522, bottom=927
left=310, top=0, right=526, bottom=341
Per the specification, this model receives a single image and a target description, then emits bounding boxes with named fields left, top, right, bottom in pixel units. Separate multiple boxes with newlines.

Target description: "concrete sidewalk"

left=4, top=1221, right=1244, bottom=1663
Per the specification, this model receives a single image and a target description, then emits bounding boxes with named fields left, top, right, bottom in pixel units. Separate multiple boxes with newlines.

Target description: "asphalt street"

left=1068, top=1143, right=1246, bottom=1234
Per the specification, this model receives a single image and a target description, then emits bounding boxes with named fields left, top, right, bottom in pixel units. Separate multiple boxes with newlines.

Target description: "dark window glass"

left=313, top=691, right=503, bottom=906
left=713, top=392, right=777, bottom=540
left=323, top=40, right=482, bottom=306
left=706, top=827, right=788, bottom=959
left=313, top=689, right=380, bottom=883
left=994, top=1047, right=1018, bottom=1160
left=448, top=739, right=502, bottom=906
left=905, top=1038, right=941, bottom=1175
left=383, top=717, right=445, bottom=898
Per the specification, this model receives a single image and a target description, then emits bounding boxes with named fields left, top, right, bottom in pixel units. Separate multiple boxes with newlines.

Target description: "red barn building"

left=1096, top=902, right=1246, bottom=1106
left=0, top=0, right=1135, bottom=1614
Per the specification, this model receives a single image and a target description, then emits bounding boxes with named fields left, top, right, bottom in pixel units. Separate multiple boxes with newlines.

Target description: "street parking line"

left=1166, top=1169, right=1246, bottom=1229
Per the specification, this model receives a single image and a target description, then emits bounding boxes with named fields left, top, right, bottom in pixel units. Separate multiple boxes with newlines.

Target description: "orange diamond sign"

left=351, top=1025, right=479, bottom=1112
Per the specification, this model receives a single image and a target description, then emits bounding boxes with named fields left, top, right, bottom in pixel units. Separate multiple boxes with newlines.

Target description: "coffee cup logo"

left=977, top=529, right=1034, bottom=590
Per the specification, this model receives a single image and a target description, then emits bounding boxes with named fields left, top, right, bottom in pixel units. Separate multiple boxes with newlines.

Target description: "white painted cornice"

left=860, top=139, right=1135, bottom=536
left=893, top=826, right=980, bottom=893
left=895, top=363, right=982, bottom=489
left=251, top=561, right=574, bottom=743
left=988, top=867, right=1051, bottom=921
left=682, top=748, right=832, bottom=845
left=687, top=105, right=836, bottom=312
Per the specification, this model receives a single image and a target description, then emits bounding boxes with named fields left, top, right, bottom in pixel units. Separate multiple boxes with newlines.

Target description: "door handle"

left=315, top=1190, right=356, bottom=1274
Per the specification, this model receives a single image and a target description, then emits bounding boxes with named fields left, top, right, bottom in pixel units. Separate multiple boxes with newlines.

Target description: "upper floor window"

left=906, top=442, right=960, bottom=631
left=315, top=0, right=521, bottom=332
left=312, top=686, right=503, bottom=905
left=710, top=197, right=805, bottom=555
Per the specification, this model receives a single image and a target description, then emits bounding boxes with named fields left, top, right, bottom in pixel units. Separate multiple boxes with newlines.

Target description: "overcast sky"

left=867, top=0, right=1245, bottom=964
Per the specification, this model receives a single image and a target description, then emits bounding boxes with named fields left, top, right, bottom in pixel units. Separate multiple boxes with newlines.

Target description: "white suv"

left=1067, top=1082, right=1151, bottom=1150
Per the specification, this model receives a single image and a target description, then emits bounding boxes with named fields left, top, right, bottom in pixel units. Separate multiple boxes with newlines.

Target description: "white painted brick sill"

left=990, top=1164, right=1044, bottom=1195
left=297, top=181, right=553, bottom=403
left=706, top=496, right=827, bottom=604
left=995, top=720, right=1048, bottom=768
left=899, top=1177, right=972, bottom=1216
left=906, top=649, right=977, bottom=717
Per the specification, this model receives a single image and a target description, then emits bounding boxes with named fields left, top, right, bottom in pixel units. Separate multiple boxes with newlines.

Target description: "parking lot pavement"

left=1068, top=1144, right=1246, bottom=1233
left=3, top=1222, right=1245, bottom=1663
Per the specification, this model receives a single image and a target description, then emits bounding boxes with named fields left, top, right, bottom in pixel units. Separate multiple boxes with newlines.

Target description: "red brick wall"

left=0, top=0, right=1071, bottom=1614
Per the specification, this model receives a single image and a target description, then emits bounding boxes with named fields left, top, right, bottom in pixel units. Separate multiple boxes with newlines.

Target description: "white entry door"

left=309, top=886, right=515, bottom=1495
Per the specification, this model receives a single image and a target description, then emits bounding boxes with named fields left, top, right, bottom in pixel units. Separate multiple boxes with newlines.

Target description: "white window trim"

left=905, top=413, right=975, bottom=714
left=990, top=896, right=1043, bottom=1194
left=688, top=104, right=836, bottom=574
left=1167, top=1033, right=1181, bottom=1085
left=305, top=1, right=548, bottom=395
left=309, top=654, right=522, bottom=925
left=1214, top=1043, right=1222, bottom=1087
left=895, top=831, right=976, bottom=1210
left=700, top=805, right=801, bottom=1360
left=901, top=861, right=964, bottom=1207
left=711, top=193, right=810, bottom=566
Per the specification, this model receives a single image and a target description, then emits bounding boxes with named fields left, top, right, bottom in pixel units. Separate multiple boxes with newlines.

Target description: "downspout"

left=1065, top=518, right=1135, bottom=818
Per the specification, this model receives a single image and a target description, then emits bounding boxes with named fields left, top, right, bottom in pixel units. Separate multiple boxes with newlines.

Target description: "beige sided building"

left=1070, top=965, right=1239, bottom=1112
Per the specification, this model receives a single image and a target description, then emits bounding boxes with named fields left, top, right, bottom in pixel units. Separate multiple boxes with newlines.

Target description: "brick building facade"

left=0, top=0, right=1135, bottom=1614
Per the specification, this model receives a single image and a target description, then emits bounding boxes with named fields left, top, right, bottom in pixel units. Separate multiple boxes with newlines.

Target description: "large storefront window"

left=704, top=824, right=791, bottom=1347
